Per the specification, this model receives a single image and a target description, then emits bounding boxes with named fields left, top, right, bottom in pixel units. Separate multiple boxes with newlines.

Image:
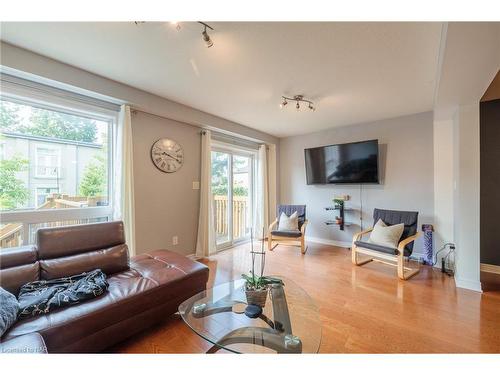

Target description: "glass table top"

left=178, top=277, right=322, bottom=354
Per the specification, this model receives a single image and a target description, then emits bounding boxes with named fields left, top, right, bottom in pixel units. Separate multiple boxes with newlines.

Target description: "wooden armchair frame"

left=351, top=228, right=421, bottom=280
left=268, top=219, right=309, bottom=254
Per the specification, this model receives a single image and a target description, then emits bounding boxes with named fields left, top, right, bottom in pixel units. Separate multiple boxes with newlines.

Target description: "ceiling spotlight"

left=279, top=95, right=315, bottom=113
left=170, top=21, right=181, bottom=31
left=199, top=22, right=214, bottom=48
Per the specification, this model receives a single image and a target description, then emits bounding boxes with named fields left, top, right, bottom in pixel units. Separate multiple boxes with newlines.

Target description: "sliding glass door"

left=211, top=148, right=253, bottom=250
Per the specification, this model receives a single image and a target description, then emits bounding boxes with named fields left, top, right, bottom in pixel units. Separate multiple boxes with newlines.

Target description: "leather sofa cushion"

left=0, top=332, right=47, bottom=354
left=3, top=250, right=209, bottom=352
left=40, top=244, right=129, bottom=280
left=0, top=246, right=37, bottom=269
left=0, top=263, right=40, bottom=296
left=37, top=221, right=125, bottom=260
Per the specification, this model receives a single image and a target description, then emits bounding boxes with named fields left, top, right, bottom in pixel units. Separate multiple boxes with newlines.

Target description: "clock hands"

left=154, top=151, right=181, bottom=163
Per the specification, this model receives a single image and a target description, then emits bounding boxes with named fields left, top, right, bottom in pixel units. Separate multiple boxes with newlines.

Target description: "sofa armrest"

left=0, top=333, right=47, bottom=354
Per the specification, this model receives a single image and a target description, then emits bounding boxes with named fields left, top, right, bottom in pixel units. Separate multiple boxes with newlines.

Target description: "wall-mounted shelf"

left=325, top=206, right=355, bottom=211
left=325, top=220, right=353, bottom=227
left=324, top=204, right=354, bottom=231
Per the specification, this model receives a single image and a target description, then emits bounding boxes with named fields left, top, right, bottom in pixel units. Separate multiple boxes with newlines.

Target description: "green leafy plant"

left=241, top=227, right=284, bottom=291
left=241, top=273, right=283, bottom=290
left=333, top=198, right=344, bottom=208
left=0, top=155, right=29, bottom=210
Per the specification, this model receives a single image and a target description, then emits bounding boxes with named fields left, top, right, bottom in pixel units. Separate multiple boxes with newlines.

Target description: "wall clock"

left=151, top=138, right=184, bottom=173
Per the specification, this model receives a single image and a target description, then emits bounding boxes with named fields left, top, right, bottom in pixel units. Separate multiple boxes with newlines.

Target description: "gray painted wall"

left=132, top=112, right=201, bottom=255
left=279, top=111, right=434, bottom=256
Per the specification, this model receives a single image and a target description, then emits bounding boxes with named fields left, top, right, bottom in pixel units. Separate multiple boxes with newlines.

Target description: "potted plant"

left=333, top=198, right=344, bottom=209
left=241, top=228, right=283, bottom=307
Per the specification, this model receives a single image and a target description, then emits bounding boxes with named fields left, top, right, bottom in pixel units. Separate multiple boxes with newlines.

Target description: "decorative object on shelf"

left=335, top=216, right=343, bottom=225
left=280, top=95, right=315, bottom=111
left=242, top=228, right=284, bottom=308
left=151, top=138, right=184, bottom=173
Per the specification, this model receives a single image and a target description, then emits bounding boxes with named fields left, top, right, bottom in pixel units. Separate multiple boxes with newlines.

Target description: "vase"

left=245, top=287, right=268, bottom=307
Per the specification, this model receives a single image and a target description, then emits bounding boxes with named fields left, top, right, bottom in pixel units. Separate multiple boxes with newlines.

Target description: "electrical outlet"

left=172, top=236, right=178, bottom=245
left=192, top=181, right=200, bottom=190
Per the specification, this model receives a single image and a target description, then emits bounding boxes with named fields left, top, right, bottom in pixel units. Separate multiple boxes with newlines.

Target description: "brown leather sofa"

left=0, top=221, right=209, bottom=353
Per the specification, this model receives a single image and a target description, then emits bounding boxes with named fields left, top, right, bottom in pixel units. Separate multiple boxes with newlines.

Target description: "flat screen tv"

left=304, top=139, right=379, bottom=184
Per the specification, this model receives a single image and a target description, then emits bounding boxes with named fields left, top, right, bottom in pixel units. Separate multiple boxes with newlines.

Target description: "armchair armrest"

left=300, top=219, right=309, bottom=235
left=268, top=218, right=278, bottom=233
left=352, top=227, right=373, bottom=242
left=397, top=232, right=421, bottom=254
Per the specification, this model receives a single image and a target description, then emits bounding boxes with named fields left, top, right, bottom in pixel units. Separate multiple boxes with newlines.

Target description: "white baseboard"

left=305, top=236, right=351, bottom=249
left=454, top=276, right=482, bottom=293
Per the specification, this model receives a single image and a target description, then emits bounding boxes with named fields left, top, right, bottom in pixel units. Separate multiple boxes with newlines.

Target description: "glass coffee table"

left=178, top=276, right=321, bottom=353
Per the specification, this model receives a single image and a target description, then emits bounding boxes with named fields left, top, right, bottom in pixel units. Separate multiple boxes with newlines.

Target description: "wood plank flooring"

left=110, top=242, right=500, bottom=353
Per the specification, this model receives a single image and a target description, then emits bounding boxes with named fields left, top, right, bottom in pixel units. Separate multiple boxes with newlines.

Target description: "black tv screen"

left=304, top=139, right=379, bottom=184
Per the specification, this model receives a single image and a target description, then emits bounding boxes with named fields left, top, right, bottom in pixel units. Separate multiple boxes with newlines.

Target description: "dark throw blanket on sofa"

left=18, top=269, right=109, bottom=319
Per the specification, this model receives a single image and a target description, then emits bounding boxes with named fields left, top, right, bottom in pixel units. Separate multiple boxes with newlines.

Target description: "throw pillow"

left=368, top=219, right=404, bottom=248
left=278, top=211, right=299, bottom=231
left=0, top=287, right=19, bottom=337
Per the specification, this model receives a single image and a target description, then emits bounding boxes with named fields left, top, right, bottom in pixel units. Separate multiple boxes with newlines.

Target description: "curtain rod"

left=131, top=107, right=267, bottom=146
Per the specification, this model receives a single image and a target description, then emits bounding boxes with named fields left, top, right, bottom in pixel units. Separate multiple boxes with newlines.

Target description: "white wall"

left=433, top=118, right=455, bottom=255
left=453, top=104, right=481, bottom=291
left=279, top=111, right=434, bottom=257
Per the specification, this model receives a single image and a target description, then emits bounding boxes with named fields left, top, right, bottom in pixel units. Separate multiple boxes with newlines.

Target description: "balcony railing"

left=213, top=195, right=249, bottom=241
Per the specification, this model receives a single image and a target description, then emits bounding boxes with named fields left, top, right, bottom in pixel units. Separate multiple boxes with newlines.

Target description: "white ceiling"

left=0, top=22, right=443, bottom=137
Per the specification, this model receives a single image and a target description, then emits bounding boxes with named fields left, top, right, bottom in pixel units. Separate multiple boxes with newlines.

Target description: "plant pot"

left=245, top=287, right=268, bottom=307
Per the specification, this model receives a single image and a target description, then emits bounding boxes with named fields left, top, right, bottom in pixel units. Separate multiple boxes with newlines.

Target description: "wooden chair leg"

left=397, top=254, right=420, bottom=280
left=300, top=236, right=306, bottom=254
left=351, top=244, right=373, bottom=266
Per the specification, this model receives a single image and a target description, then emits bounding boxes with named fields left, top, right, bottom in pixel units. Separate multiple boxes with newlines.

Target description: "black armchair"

left=268, top=205, right=308, bottom=254
left=352, top=208, right=421, bottom=280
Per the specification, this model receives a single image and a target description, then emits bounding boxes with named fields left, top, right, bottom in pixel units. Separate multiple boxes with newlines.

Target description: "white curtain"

left=253, top=144, right=277, bottom=239
left=113, top=105, right=136, bottom=256
left=195, top=130, right=217, bottom=258
left=254, top=144, right=269, bottom=239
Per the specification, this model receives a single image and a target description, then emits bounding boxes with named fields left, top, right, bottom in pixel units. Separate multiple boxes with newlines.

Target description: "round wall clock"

left=151, top=138, right=184, bottom=173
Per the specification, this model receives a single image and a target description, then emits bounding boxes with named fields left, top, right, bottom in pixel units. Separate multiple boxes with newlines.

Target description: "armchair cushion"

left=271, top=230, right=302, bottom=238
left=373, top=209, right=418, bottom=254
left=355, top=240, right=410, bottom=257
left=277, top=205, right=306, bottom=230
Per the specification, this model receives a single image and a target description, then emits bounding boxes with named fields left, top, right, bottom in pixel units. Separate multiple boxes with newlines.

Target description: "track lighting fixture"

left=199, top=22, right=214, bottom=48
left=280, top=95, right=316, bottom=112
left=134, top=21, right=215, bottom=48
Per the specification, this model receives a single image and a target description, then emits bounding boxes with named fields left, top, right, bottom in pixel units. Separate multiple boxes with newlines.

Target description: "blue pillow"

left=0, top=287, right=19, bottom=337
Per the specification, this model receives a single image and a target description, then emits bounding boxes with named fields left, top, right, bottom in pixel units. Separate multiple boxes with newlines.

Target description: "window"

left=0, top=94, right=117, bottom=248
left=35, top=146, right=60, bottom=178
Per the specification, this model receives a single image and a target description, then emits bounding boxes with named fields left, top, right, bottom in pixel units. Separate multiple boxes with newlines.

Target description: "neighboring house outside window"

left=35, top=146, right=60, bottom=178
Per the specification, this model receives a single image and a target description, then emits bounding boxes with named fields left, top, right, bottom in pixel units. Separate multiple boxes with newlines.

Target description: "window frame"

left=0, top=92, right=117, bottom=247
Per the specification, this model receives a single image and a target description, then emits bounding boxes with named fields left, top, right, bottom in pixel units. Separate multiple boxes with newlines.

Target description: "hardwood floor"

left=111, top=242, right=500, bottom=353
